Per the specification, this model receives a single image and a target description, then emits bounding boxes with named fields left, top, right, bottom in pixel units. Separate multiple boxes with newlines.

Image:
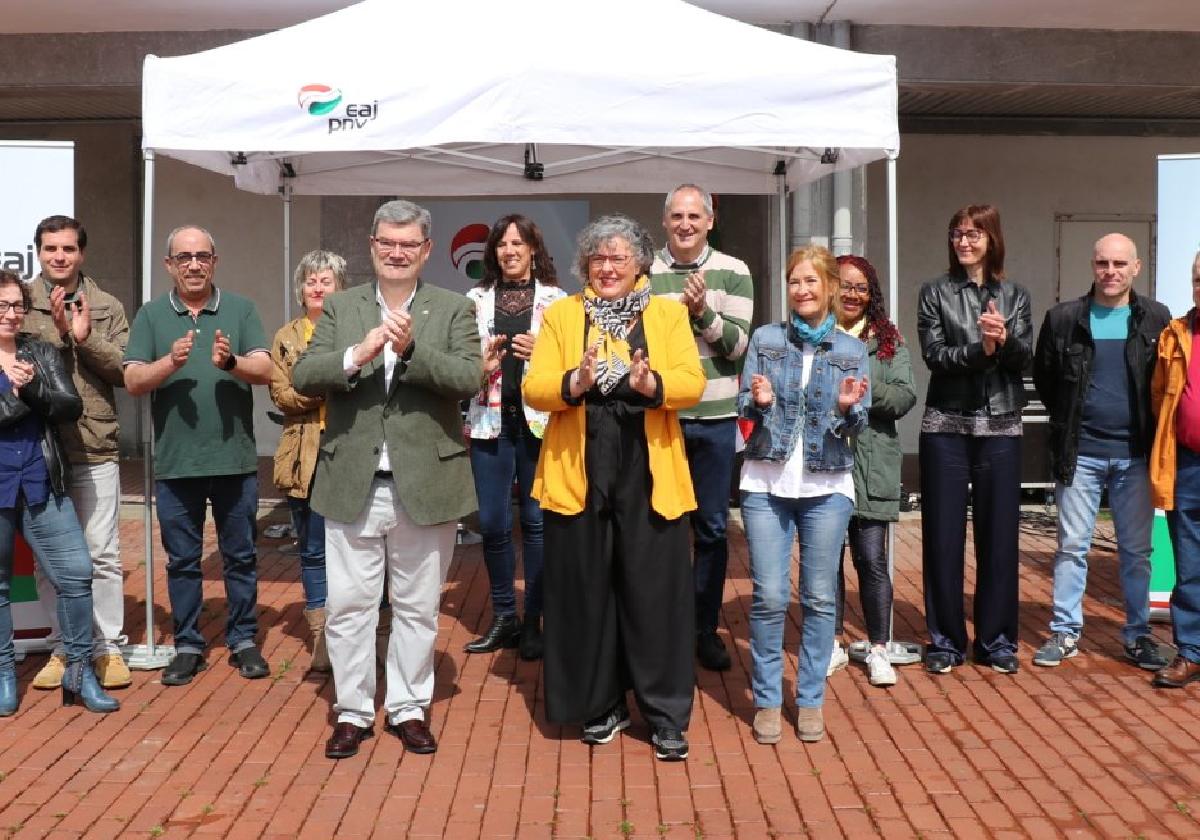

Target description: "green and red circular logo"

left=451, top=224, right=490, bottom=282
left=298, top=84, right=343, bottom=116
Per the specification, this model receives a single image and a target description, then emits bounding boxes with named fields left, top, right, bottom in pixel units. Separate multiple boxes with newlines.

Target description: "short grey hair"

left=664, top=183, right=714, bottom=218
left=165, top=225, right=216, bottom=255
left=293, top=249, right=347, bottom=305
left=373, top=200, right=431, bottom=239
left=574, top=214, right=656, bottom=282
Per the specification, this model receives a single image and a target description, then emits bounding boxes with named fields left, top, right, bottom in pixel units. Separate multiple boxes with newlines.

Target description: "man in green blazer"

left=292, top=200, right=481, bottom=759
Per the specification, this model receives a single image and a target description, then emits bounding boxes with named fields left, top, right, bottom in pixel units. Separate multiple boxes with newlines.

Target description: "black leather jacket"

left=1032, top=290, right=1171, bottom=484
left=0, top=337, right=83, bottom=496
left=917, top=273, right=1033, bottom=415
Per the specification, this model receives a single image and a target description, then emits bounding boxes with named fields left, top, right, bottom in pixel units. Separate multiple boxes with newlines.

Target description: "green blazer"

left=851, top=337, right=917, bottom=522
left=292, top=280, right=482, bottom=525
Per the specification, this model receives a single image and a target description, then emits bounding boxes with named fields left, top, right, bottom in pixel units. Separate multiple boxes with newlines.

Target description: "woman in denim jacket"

left=739, top=246, right=869, bottom=745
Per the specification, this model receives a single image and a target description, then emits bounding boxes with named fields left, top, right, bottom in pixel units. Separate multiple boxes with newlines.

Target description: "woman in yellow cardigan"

left=524, top=214, right=704, bottom=762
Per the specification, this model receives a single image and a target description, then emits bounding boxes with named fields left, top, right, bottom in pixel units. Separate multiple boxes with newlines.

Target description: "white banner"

left=0, top=141, right=74, bottom=282
left=1156, top=154, right=1200, bottom=316
left=0, top=141, right=73, bottom=653
left=421, top=200, right=589, bottom=296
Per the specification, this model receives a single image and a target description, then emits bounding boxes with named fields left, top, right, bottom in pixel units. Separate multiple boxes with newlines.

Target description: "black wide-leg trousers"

left=919, top=431, right=1021, bottom=663
left=542, top=413, right=694, bottom=732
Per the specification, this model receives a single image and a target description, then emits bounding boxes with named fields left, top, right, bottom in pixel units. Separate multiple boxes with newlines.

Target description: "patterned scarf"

left=581, top=276, right=651, bottom=395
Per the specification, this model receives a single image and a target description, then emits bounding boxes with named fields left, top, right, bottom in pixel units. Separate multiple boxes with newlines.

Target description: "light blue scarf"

left=791, top=312, right=835, bottom=346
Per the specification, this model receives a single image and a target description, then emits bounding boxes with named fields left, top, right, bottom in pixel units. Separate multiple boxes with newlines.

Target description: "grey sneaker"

left=1125, top=635, right=1169, bottom=671
left=1033, top=632, right=1079, bottom=667
left=651, top=727, right=689, bottom=761
left=581, top=702, right=630, bottom=745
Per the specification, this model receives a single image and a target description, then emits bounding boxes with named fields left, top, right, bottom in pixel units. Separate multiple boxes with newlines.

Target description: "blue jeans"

left=156, top=474, right=259, bottom=654
left=1169, top=447, right=1200, bottom=664
left=287, top=496, right=327, bottom=610
left=1051, top=455, right=1152, bottom=644
left=0, top=492, right=94, bottom=670
left=742, top=490, right=853, bottom=709
left=469, top=419, right=544, bottom=618
left=683, top=419, right=737, bottom=634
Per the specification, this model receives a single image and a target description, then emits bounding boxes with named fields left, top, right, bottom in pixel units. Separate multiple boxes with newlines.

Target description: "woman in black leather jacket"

left=0, top=269, right=118, bottom=714
left=916, top=205, right=1033, bottom=676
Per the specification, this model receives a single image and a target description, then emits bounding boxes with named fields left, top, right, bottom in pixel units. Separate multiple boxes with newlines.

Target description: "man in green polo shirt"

left=124, top=225, right=273, bottom=686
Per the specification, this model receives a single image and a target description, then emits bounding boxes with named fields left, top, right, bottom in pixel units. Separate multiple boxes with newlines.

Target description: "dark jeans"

left=287, top=496, right=327, bottom=610
left=0, top=492, right=93, bottom=669
left=156, top=474, right=260, bottom=655
left=919, top=432, right=1021, bottom=663
left=468, top=417, right=544, bottom=618
left=835, top=517, right=893, bottom=645
left=682, top=418, right=737, bottom=634
left=1169, top=446, right=1200, bottom=664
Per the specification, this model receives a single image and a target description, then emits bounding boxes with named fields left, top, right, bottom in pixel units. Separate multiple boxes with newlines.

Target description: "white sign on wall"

left=1157, top=154, right=1200, bottom=317
left=0, top=141, right=74, bottom=282
left=421, top=200, right=589, bottom=296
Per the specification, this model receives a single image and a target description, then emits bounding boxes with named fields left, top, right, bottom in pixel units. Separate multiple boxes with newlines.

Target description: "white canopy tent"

left=133, top=0, right=902, bottom=667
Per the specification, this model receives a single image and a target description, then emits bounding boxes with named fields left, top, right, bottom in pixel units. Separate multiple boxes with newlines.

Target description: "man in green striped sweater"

left=650, top=184, right=754, bottom=672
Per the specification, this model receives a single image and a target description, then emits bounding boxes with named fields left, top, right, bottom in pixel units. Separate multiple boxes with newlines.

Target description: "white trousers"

left=36, top=460, right=126, bottom=657
left=325, top=477, right=455, bottom=728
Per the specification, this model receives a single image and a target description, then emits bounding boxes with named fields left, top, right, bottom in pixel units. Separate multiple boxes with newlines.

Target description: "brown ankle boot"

left=304, top=608, right=331, bottom=672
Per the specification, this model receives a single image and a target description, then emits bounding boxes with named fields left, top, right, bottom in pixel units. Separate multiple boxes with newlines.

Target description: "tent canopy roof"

left=142, top=0, right=898, bottom=195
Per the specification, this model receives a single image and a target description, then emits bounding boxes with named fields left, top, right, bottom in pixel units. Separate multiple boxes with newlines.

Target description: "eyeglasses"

left=168, top=251, right=215, bottom=267
left=949, top=229, right=985, bottom=244
left=588, top=254, right=633, bottom=269
left=0, top=301, right=27, bottom=315
left=372, top=237, right=427, bottom=254
left=839, top=283, right=869, bottom=296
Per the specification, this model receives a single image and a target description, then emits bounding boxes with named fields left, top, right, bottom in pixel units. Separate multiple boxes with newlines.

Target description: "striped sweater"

left=649, top=247, right=754, bottom=419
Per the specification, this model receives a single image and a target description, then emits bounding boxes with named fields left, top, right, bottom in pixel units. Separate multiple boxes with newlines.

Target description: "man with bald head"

left=1032, top=233, right=1172, bottom=669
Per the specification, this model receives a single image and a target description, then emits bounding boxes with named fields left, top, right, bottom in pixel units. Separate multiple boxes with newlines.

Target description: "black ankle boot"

left=518, top=614, right=543, bottom=661
left=464, top=614, right=521, bottom=653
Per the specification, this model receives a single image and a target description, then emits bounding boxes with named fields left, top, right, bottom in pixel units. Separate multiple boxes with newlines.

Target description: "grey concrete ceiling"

left=0, top=0, right=1197, bottom=32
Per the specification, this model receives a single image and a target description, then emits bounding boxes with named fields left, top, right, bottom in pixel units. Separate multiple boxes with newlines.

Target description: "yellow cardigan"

left=523, top=293, right=705, bottom=519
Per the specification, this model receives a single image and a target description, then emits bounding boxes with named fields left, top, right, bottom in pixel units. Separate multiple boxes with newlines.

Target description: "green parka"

left=851, top=336, right=917, bottom=521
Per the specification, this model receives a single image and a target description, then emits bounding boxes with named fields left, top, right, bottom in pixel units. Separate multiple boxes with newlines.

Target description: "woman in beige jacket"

left=269, top=250, right=346, bottom=672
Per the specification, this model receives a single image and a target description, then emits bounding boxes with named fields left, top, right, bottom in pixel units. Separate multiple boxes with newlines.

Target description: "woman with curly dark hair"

left=829, top=255, right=916, bottom=688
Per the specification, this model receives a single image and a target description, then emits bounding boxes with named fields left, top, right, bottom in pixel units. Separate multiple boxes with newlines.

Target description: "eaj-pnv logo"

left=298, top=84, right=342, bottom=116
left=451, top=224, right=490, bottom=283
left=298, top=84, right=378, bottom=133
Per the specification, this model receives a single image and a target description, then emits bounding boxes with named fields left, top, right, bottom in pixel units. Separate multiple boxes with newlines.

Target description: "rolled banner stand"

left=12, top=535, right=53, bottom=662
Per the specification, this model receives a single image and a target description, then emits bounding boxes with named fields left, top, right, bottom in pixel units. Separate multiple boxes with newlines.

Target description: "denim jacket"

left=738, top=322, right=869, bottom=471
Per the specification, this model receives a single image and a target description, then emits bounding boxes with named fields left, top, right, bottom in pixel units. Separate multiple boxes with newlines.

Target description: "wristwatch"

left=222, top=354, right=237, bottom=371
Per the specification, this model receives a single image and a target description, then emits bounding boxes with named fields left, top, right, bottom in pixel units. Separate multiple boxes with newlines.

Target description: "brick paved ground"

left=1, top=503, right=1199, bottom=839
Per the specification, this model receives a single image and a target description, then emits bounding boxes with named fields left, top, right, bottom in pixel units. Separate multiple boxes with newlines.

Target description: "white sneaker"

left=826, top=642, right=849, bottom=678
left=866, top=644, right=897, bottom=687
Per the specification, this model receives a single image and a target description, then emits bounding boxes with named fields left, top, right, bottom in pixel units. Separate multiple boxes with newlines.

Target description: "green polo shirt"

left=124, top=287, right=268, bottom=480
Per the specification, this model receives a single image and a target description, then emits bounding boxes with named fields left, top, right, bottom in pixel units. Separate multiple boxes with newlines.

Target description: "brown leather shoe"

left=1153, top=656, right=1200, bottom=688
left=387, top=718, right=437, bottom=754
left=325, top=722, right=373, bottom=759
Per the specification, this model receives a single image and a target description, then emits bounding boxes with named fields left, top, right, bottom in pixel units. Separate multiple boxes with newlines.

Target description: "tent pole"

left=776, top=163, right=788, bottom=321
left=885, top=152, right=919, bottom=665
left=124, top=149, right=174, bottom=671
left=282, top=182, right=293, bottom=323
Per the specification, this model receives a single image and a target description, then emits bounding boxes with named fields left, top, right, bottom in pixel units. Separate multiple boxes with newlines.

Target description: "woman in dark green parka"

left=830, top=255, right=917, bottom=687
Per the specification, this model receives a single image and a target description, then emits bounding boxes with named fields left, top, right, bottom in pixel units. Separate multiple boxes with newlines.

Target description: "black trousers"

left=835, top=517, right=892, bottom=645
left=919, top=432, right=1021, bottom=662
left=542, top=411, right=694, bottom=732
